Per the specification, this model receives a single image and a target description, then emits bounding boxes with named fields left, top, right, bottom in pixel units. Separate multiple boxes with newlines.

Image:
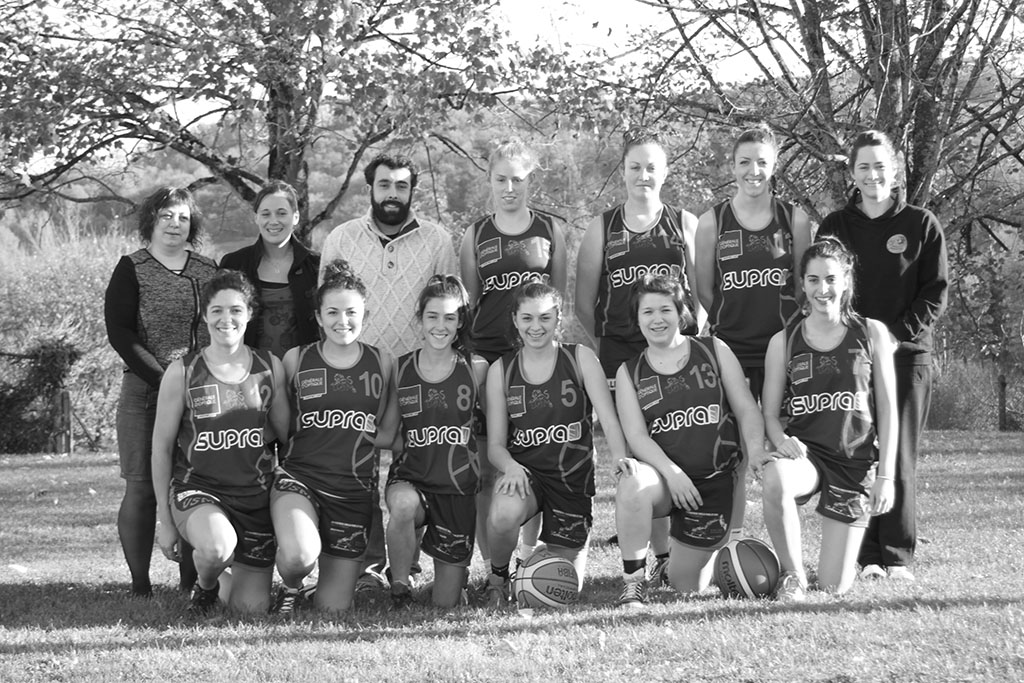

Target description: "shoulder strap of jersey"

left=783, top=319, right=804, bottom=370
left=772, top=197, right=796, bottom=239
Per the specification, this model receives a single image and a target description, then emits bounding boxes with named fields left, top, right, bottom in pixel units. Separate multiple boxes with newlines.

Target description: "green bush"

left=928, top=359, right=1024, bottom=431
left=0, top=229, right=135, bottom=450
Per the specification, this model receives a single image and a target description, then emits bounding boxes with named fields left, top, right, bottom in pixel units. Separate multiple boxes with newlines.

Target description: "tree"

left=1, top=0, right=559, bottom=241
left=553, top=0, right=1024, bottom=227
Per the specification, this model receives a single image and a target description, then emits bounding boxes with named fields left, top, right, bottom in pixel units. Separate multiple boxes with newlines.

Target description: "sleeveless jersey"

left=594, top=204, right=697, bottom=342
left=391, top=350, right=480, bottom=495
left=174, top=348, right=276, bottom=496
left=623, top=337, right=741, bottom=479
left=708, top=199, right=800, bottom=367
left=502, top=343, right=595, bottom=496
left=470, top=211, right=557, bottom=357
left=281, top=342, right=386, bottom=494
left=782, top=319, right=877, bottom=465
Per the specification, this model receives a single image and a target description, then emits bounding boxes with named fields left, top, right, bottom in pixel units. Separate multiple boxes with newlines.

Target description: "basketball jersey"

left=594, top=204, right=696, bottom=342
left=281, top=342, right=386, bottom=494
left=174, top=348, right=276, bottom=496
left=623, top=337, right=741, bottom=479
left=502, top=343, right=595, bottom=496
left=782, top=319, right=877, bottom=465
left=390, top=350, right=480, bottom=495
left=708, top=199, right=800, bottom=367
left=470, top=211, right=557, bottom=357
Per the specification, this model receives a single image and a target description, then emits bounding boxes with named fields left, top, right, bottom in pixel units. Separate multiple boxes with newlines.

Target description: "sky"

left=498, top=0, right=667, bottom=54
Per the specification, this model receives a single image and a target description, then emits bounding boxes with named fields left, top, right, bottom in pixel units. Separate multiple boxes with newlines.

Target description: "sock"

left=623, top=559, right=646, bottom=576
left=491, top=563, right=510, bottom=580
left=655, top=552, right=669, bottom=563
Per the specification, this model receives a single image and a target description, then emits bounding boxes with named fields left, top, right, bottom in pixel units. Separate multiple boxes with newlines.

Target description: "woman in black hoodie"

left=817, top=130, right=948, bottom=582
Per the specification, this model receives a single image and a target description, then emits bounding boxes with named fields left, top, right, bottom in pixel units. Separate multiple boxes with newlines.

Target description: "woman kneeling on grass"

left=756, top=238, right=898, bottom=601
left=152, top=270, right=289, bottom=614
left=483, top=282, right=628, bottom=607
left=385, top=275, right=489, bottom=608
left=613, top=273, right=767, bottom=607
left=269, top=260, right=398, bottom=614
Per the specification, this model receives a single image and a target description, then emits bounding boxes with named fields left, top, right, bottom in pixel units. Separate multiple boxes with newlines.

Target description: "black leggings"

left=118, top=479, right=196, bottom=593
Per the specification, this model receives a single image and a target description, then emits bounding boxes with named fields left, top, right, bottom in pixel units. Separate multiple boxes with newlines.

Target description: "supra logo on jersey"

left=511, top=421, right=582, bottom=448
left=721, top=267, right=787, bottom=291
left=478, top=236, right=502, bottom=268
left=788, top=391, right=869, bottom=416
left=823, top=484, right=867, bottom=520
left=507, top=385, right=527, bottom=418
left=189, top=384, right=221, bottom=419
left=790, top=353, right=813, bottom=385
left=328, top=522, right=367, bottom=554
left=300, top=409, right=376, bottom=432
left=664, top=375, right=691, bottom=394
left=719, top=230, right=743, bottom=260
left=483, top=270, right=546, bottom=292
left=609, top=263, right=682, bottom=289
left=406, top=425, right=471, bottom=447
left=194, top=427, right=263, bottom=451
left=817, top=355, right=840, bottom=375
left=636, top=375, right=663, bottom=411
left=243, top=532, right=276, bottom=563
left=650, top=405, right=721, bottom=434
left=680, top=511, right=727, bottom=541
left=529, top=388, right=552, bottom=410
left=433, top=524, right=472, bottom=561
left=548, top=508, right=591, bottom=546
left=398, top=385, right=422, bottom=417
left=426, top=388, right=448, bottom=409
left=332, top=374, right=356, bottom=393
left=297, top=368, right=327, bottom=399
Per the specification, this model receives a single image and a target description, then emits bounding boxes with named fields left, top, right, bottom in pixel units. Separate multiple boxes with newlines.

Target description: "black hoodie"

left=817, top=190, right=948, bottom=364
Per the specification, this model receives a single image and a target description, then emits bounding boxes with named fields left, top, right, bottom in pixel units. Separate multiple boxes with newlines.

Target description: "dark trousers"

left=858, top=363, right=932, bottom=568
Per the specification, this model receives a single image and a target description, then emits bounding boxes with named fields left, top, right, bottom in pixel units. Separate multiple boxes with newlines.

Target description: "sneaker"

left=859, top=563, right=886, bottom=580
left=886, top=566, right=916, bottom=582
left=355, top=568, right=388, bottom=593
left=189, top=582, right=220, bottom=615
left=775, top=571, right=806, bottom=603
left=647, top=556, right=670, bottom=588
left=272, top=585, right=300, bottom=615
left=483, top=574, right=511, bottom=609
left=298, top=583, right=317, bottom=603
left=390, top=581, right=415, bottom=610
left=616, top=572, right=647, bottom=608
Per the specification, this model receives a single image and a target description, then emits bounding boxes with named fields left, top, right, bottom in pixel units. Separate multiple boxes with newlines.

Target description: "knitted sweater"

left=104, top=248, right=219, bottom=388
left=319, top=210, right=458, bottom=357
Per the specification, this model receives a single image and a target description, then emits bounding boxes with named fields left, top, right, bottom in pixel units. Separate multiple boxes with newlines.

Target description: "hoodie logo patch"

left=886, top=235, right=908, bottom=254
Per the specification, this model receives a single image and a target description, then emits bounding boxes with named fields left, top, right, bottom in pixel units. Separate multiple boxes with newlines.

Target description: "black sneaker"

left=189, top=582, right=220, bottom=615
left=390, top=581, right=415, bottom=611
left=272, top=585, right=300, bottom=615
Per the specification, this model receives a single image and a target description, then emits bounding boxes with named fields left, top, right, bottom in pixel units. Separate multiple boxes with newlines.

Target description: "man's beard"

left=371, top=196, right=411, bottom=227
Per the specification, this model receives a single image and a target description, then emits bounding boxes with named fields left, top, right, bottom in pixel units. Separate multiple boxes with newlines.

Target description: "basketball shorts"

left=597, top=336, right=645, bottom=387
left=169, top=484, right=275, bottom=569
left=388, top=480, right=476, bottom=566
left=271, top=470, right=373, bottom=559
left=795, top=453, right=875, bottom=528
left=668, top=468, right=738, bottom=550
left=527, top=470, right=593, bottom=550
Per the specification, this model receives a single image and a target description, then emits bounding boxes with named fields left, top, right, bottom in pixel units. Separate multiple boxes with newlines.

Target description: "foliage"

left=0, top=223, right=137, bottom=449
left=1, top=0, right=567, bottom=240
left=2, top=432, right=1024, bottom=681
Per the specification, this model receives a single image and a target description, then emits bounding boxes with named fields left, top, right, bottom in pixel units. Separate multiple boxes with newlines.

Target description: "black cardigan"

left=220, top=235, right=322, bottom=349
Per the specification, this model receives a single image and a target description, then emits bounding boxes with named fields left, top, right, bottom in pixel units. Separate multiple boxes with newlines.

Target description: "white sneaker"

left=859, top=564, right=886, bottom=580
left=886, top=566, right=916, bottom=582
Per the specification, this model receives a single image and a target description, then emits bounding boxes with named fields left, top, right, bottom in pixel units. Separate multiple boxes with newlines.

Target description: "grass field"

left=1, top=431, right=1023, bottom=682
